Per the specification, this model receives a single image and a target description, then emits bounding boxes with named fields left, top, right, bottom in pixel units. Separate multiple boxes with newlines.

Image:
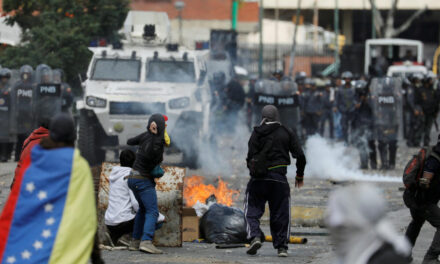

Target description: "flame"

left=184, top=175, right=240, bottom=207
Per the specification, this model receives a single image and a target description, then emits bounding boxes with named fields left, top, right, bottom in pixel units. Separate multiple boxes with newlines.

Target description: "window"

left=146, top=60, right=195, bottom=83
left=91, top=59, right=141, bottom=81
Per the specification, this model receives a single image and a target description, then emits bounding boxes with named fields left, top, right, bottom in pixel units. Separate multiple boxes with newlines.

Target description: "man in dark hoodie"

left=245, top=105, right=306, bottom=257
left=405, top=134, right=440, bottom=264
left=126, top=114, right=166, bottom=254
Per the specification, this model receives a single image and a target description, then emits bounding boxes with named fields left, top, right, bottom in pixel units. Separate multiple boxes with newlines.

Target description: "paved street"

left=0, top=142, right=436, bottom=264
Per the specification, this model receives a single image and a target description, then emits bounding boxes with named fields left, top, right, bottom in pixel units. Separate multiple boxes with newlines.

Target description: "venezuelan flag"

left=0, top=145, right=97, bottom=264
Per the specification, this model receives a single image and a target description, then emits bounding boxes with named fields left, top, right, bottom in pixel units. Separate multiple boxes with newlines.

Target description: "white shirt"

left=105, top=166, right=139, bottom=226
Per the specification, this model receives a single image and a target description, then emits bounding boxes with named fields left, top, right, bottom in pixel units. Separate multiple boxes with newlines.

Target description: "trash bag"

left=199, top=203, right=248, bottom=244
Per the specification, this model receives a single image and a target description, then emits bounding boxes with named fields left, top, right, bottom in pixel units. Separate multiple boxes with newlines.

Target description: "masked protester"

left=245, top=105, right=306, bottom=257
left=326, top=184, right=411, bottom=264
left=126, top=114, right=166, bottom=254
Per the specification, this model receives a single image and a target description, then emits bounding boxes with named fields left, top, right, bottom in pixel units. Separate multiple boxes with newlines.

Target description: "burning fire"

left=184, top=175, right=240, bottom=207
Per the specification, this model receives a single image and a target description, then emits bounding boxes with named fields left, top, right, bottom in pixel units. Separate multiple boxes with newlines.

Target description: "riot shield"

left=13, top=66, right=34, bottom=134
left=370, top=77, right=403, bottom=141
left=253, top=79, right=300, bottom=132
left=0, top=86, right=12, bottom=142
left=33, top=65, right=62, bottom=126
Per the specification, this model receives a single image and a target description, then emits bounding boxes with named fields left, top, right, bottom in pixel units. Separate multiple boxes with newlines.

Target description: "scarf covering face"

left=325, top=184, right=411, bottom=264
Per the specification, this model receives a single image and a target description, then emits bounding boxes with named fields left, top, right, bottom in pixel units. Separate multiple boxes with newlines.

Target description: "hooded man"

left=245, top=105, right=306, bottom=257
left=326, top=184, right=411, bottom=264
left=126, top=114, right=166, bottom=254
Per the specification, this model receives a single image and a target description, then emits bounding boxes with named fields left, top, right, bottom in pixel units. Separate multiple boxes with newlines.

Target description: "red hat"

left=163, top=115, right=168, bottom=122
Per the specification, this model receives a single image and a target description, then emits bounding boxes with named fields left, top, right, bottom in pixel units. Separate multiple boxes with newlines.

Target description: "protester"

left=126, top=114, right=166, bottom=254
left=404, top=134, right=440, bottom=264
left=11, top=117, right=50, bottom=189
left=0, top=113, right=100, bottom=264
left=244, top=105, right=306, bottom=257
left=326, top=184, right=411, bottom=264
left=105, top=149, right=139, bottom=246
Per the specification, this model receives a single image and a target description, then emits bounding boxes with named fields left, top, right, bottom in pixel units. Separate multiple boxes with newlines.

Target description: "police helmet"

left=0, top=68, right=12, bottom=79
left=355, top=80, right=367, bottom=90
left=304, top=78, right=316, bottom=86
left=20, top=65, right=33, bottom=79
left=425, top=72, right=437, bottom=82
left=341, top=71, right=353, bottom=80
left=412, top=73, right=424, bottom=82
left=295, top=71, right=307, bottom=83
left=273, top=70, right=284, bottom=77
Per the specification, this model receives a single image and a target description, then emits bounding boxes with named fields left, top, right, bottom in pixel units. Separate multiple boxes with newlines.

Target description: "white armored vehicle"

left=77, top=12, right=210, bottom=167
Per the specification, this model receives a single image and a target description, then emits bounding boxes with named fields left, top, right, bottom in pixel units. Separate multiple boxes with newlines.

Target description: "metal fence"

left=237, top=44, right=335, bottom=77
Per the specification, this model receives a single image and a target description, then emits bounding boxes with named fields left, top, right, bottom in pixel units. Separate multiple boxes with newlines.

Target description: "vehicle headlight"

left=86, top=96, right=107, bottom=108
left=169, top=97, right=190, bottom=109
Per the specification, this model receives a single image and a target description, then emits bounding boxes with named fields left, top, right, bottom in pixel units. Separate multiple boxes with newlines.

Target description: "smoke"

left=197, top=112, right=251, bottom=176
left=303, top=135, right=400, bottom=183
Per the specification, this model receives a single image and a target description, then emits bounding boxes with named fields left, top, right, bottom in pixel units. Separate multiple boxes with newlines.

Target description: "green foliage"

left=0, top=0, right=129, bottom=94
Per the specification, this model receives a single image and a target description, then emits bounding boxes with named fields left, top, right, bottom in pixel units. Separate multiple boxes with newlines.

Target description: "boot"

left=139, top=240, right=163, bottom=254
left=117, top=234, right=131, bottom=247
left=128, top=239, right=140, bottom=251
left=278, top=248, right=288, bottom=257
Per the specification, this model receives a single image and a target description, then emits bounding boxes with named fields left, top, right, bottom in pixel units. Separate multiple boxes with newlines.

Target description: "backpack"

left=403, top=147, right=440, bottom=189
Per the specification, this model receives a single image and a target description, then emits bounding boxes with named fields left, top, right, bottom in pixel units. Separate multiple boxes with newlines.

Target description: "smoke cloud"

left=303, top=135, right=400, bottom=183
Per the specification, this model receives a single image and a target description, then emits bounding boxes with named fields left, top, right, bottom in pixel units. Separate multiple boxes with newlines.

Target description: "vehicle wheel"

left=78, top=110, right=105, bottom=166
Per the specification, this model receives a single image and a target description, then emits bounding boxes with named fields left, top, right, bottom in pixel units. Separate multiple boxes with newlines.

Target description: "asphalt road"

left=0, top=134, right=438, bottom=263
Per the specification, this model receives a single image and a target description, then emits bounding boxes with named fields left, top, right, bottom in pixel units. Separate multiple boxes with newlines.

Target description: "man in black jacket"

left=126, top=114, right=166, bottom=255
left=405, top=135, right=440, bottom=264
left=245, top=105, right=306, bottom=257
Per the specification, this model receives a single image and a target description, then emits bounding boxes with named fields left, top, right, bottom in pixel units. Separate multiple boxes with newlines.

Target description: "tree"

left=369, top=0, right=427, bottom=38
left=0, top=0, right=129, bottom=94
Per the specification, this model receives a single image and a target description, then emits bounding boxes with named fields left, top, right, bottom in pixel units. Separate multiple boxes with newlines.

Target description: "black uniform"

left=245, top=120, right=306, bottom=250
left=225, top=79, right=245, bottom=130
left=352, top=93, right=377, bottom=169
left=335, top=84, right=357, bottom=143
left=12, top=79, right=34, bottom=161
left=405, top=144, right=440, bottom=261
left=301, top=88, right=324, bottom=137
left=319, top=87, right=334, bottom=138
left=416, top=83, right=440, bottom=146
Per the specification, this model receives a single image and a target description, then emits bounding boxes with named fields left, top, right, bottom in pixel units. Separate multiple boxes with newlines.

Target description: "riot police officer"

left=418, top=72, right=440, bottom=146
left=33, top=64, right=62, bottom=130
left=0, top=68, right=14, bottom=162
left=12, top=65, right=34, bottom=161
left=352, top=80, right=377, bottom=169
left=301, top=78, right=324, bottom=137
left=371, top=77, right=402, bottom=170
left=334, top=71, right=357, bottom=143
left=53, top=69, right=74, bottom=113
left=408, top=73, right=425, bottom=147
left=319, top=80, right=334, bottom=138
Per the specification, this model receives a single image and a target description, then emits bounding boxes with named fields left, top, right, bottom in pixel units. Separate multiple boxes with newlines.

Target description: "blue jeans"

left=127, top=178, right=159, bottom=241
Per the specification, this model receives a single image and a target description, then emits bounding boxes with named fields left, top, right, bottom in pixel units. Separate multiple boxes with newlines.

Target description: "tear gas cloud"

left=303, top=135, right=400, bottom=183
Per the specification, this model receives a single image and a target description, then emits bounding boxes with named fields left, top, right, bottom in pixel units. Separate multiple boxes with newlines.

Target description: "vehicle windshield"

left=91, top=59, right=141, bottom=81
left=146, top=60, right=195, bottom=83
